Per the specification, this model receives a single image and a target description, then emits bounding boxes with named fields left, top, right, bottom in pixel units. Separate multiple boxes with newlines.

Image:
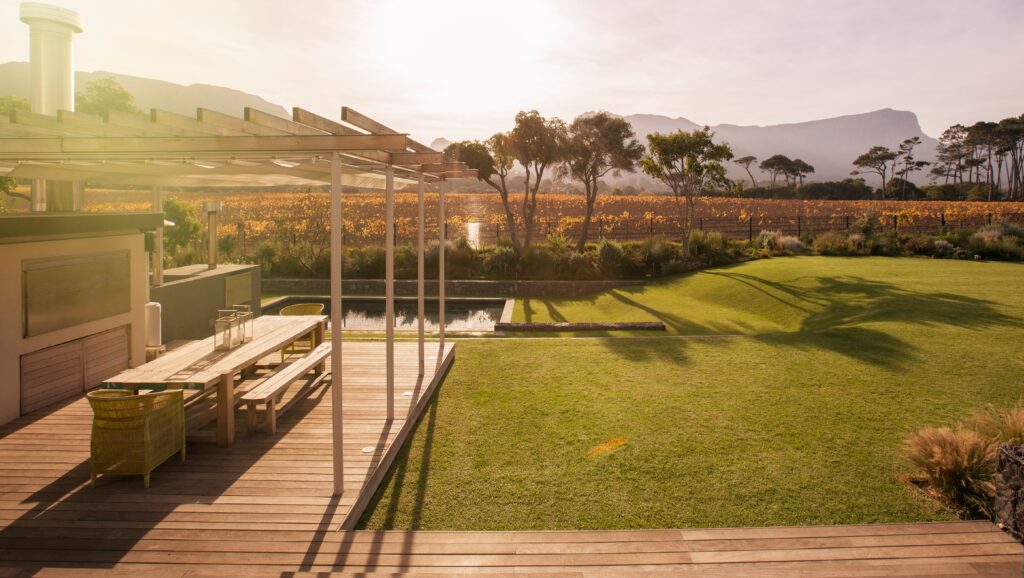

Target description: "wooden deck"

left=0, top=340, right=1020, bottom=577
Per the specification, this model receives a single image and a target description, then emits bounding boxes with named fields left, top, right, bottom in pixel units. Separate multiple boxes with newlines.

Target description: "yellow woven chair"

left=86, top=389, right=185, bottom=489
left=279, top=302, right=325, bottom=361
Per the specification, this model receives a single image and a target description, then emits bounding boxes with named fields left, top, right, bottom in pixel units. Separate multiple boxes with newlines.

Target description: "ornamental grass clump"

left=904, top=425, right=996, bottom=516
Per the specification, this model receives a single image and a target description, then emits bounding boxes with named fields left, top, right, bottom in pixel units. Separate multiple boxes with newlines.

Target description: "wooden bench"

left=241, top=342, right=331, bottom=434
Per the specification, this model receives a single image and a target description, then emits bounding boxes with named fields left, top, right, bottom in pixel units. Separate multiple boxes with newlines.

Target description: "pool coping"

left=260, top=294, right=515, bottom=332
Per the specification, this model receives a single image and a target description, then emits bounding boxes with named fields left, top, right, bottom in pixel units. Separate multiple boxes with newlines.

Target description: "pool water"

left=264, top=297, right=506, bottom=331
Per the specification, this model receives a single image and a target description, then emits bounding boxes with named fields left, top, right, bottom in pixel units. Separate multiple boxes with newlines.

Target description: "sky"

left=1, top=0, right=1021, bottom=143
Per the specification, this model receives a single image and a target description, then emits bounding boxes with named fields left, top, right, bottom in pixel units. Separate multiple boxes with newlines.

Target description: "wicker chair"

left=86, top=389, right=186, bottom=488
left=279, top=302, right=325, bottom=361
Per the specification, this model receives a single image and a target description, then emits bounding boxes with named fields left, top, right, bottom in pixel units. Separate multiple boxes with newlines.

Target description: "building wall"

left=151, top=264, right=261, bottom=342
left=0, top=233, right=147, bottom=425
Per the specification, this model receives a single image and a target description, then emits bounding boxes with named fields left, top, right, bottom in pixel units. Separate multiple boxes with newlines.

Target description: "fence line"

left=217, top=211, right=1024, bottom=258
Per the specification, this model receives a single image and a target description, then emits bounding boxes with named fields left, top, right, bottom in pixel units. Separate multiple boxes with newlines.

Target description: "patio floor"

left=0, top=340, right=1020, bottom=576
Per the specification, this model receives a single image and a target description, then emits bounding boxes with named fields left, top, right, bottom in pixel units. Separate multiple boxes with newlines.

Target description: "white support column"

left=151, top=186, right=164, bottom=287
left=438, top=177, right=446, bottom=347
left=330, top=154, right=345, bottom=495
left=385, top=165, right=395, bottom=421
left=417, top=173, right=425, bottom=377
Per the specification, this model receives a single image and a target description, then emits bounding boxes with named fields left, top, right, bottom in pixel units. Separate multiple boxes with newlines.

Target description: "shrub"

left=483, top=245, right=518, bottom=278
left=904, top=426, right=996, bottom=515
left=932, top=239, right=955, bottom=258
left=903, top=235, right=935, bottom=256
left=870, top=231, right=901, bottom=256
left=812, top=230, right=849, bottom=256
left=757, top=230, right=805, bottom=255
left=596, top=239, right=626, bottom=276
left=567, top=251, right=597, bottom=279
left=640, top=235, right=677, bottom=274
left=689, top=231, right=735, bottom=264
left=967, top=229, right=1024, bottom=261
left=846, top=233, right=869, bottom=255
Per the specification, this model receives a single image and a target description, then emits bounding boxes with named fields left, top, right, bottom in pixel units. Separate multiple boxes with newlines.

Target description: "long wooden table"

left=103, top=315, right=326, bottom=447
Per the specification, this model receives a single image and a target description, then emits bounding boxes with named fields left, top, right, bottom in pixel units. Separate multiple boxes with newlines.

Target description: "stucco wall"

left=0, top=233, right=147, bottom=425
left=151, top=264, right=261, bottom=342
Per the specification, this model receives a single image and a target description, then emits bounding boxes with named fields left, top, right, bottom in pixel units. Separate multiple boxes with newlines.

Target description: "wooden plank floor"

left=0, top=340, right=1019, bottom=577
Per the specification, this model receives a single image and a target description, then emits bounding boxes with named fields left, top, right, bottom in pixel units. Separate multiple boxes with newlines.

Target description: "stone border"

left=261, top=278, right=644, bottom=299
left=494, top=321, right=666, bottom=332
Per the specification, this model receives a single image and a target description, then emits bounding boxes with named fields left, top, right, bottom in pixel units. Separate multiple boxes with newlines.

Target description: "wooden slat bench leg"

left=246, top=401, right=258, bottom=434
left=267, top=399, right=277, bottom=435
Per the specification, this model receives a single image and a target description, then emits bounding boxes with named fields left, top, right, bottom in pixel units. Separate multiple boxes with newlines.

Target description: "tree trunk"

left=577, top=178, right=596, bottom=252
left=521, top=168, right=533, bottom=249
left=745, top=167, right=756, bottom=188
left=487, top=177, right=522, bottom=254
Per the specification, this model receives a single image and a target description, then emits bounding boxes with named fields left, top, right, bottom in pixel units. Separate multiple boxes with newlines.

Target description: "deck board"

left=0, top=339, right=1019, bottom=576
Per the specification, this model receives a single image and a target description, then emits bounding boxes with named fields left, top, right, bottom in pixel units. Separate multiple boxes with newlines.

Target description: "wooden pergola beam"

left=293, top=107, right=363, bottom=136
left=150, top=109, right=239, bottom=136
left=391, top=152, right=443, bottom=165
left=341, top=106, right=436, bottom=153
left=104, top=110, right=192, bottom=137
left=246, top=107, right=328, bottom=136
left=0, top=133, right=411, bottom=158
left=197, top=108, right=290, bottom=136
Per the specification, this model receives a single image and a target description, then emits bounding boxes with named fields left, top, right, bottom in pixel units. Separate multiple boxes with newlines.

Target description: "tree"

left=162, top=198, right=202, bottom=261
left=934, top=124, right=968, bottom=184
left=445, top=137, right=521, bottom=253
left=851, top=146, right=897, bottom=198
left=508, top=111, right=566, bottom=249
left=0, top=96, right=29, bottom=115
left=893, top=137, right=929, bottom=200
left=967, top=122, right=999, bottom=199
left=791, top=159, right=815, bottom=187
left=641, top=127, right=733, bottom=258
left=558, top=112, right=644, bottom=250
left=733, top=155, right=758, bottom=187
left=75, top=77, right=141, bottom=117
left=759, top=154, right=793, bottom=188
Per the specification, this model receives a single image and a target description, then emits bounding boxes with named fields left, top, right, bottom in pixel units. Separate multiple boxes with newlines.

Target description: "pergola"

left=0, top=104, right=475, bottom=495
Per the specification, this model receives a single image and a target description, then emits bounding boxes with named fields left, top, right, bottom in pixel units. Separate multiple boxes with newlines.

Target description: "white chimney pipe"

left=20, top=3, right=82, bottom=115
left=20, top=3, right=82, bottom=212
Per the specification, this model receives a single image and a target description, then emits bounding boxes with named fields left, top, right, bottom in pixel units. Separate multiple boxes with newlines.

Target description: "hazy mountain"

left=0, top=62, right=936, bottom=186
left=0, top=61, right=287, bottom=118
left=429, top=137, right=452, bottom=152
left=621, top=109, right=937, bottom=185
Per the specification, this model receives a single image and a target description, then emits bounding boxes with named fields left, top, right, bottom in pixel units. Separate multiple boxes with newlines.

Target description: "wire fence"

left=216, top=211, right=1024, bottom=258
left=476, top=212, right=1024, bottom=245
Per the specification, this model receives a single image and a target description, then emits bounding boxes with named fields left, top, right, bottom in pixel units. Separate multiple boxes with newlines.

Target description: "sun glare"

left=371, top=0, right=558, bottom=115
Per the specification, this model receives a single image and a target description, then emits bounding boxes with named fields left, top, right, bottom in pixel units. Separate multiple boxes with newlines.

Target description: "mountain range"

left=0, top=62, right=936, bottom=185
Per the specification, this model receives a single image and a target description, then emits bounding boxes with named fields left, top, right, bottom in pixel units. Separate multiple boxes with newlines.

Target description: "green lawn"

left=359, top=257, right=1024, bottom=530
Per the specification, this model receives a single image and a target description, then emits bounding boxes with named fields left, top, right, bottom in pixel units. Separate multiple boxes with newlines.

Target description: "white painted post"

left=439, top=177, right=446, bottom=347
left=417, top=172, right=425, bottom=377
left=385, top=164, right=395, bottom=421
left=151, top=186, right=164, bottom=287
left=330, top=154, right=344, bottom=495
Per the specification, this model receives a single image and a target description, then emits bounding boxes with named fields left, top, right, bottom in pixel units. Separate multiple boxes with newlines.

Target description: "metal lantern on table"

left=214, top=310, right=236, bottom=351
left=232, top=304, right=254, bottom=343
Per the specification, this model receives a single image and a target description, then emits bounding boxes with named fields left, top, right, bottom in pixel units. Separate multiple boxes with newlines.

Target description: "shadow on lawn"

left=355, top=388, right=441, bottom=532
left=595, top=271, right=1019, bottom=369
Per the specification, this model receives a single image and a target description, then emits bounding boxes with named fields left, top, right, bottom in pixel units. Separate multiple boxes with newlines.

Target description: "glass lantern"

left=232, top=304, right=254, bottom=343
left=214, top=310, right=236, bottom=351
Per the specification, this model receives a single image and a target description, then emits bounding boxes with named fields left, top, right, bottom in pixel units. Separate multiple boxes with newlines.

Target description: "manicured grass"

left=359, top=257, right=1024, bottom=530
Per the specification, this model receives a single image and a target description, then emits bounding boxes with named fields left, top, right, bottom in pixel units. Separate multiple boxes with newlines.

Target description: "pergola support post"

left=417, top=173, right=425, bottom=377
left=151, top=186, right=164, bottom=287
left=385, top=165, right=395, bottom=421
left=330, top=154, right=345, bottom=496
left=439, top=177, right=446, bottom=348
